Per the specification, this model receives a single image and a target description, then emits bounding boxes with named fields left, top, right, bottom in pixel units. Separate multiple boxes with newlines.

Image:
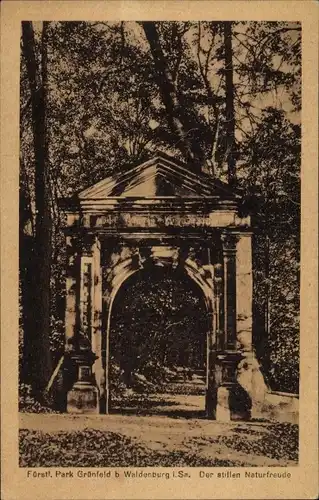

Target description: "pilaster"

left=214, top=263, right=223, bottom=351
left=215, top=232, right=252, bottom=421
left=79, top=234, right=95, bottom=338
left=221, top=232, right=239, bottom=350
left=236, top=233, right=253, bottom=352
left=65, top=235, right=78, bottom=343
left=65, top=233, right=101, bottom=414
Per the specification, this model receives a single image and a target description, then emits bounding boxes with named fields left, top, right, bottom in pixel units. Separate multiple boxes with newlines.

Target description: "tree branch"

left=141, top=21, right=196, bottom=165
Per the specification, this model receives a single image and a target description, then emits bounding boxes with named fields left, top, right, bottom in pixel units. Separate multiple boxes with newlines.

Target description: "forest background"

left=19, top=20, right=301, bottom=401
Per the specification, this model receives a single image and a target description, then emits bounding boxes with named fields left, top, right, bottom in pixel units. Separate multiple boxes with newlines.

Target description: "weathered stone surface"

left=67, top=384, right=99, bottom=414
left=236, top=234, right=253, bottom=352
left=61, top=153, right=255, bottom=419
left=216, top=387, right=231, bottom=421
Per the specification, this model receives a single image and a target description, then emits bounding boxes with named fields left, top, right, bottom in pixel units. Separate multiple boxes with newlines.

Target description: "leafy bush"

left=19, top=383, right=59, bottom=414
left=49, top=317, right=65, bottom=363
left=108, top=360, right=127, bottom=400
left=268, top=332, right=299, bottom=393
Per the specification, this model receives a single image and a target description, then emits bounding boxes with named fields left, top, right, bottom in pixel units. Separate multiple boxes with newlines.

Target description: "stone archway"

left=61, top=152, right=254, bottom=420
left=107, top=264, right=209, bottom=415
left=102, top=248, right=213, bottom=415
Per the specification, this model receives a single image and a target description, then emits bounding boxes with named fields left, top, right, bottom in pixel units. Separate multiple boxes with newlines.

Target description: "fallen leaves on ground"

left=19, top=421, right=298, bottom=468
left=19, top=428, right=243, bottom=467
left=188, top=422, right=298, bottom=462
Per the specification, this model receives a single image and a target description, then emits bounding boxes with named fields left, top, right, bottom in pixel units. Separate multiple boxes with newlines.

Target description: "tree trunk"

left=264, top=233, right=271, bottom=376
left=223, top=22, right=236, bottom=185
left=142, top=22, right=202, bottom=171
left=21, top=21, right=52, bottom=395
left=19, top=159, right=35, bottom=383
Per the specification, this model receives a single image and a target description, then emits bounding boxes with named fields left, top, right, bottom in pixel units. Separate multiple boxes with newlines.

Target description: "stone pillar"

left=205, top=312, right=217, bottom=419
left=221, top=233, right=238, bottom=350
left=101, top=258, right=114, bottom=415
left=214, top=263, right=223, bottom=351
left=58, top=234, right=79, bottom=410
left=203, top=247, right=215, bottom=419
left=91, top=237, right=105, bottom=413
left=65, top=235, right=78, bottom=344
left=236, top=233, right=253, bottom=354
left=79, top=236, right=94, bottom=338
left=215, top=232, right=251, bottom=421
left=206, top=261, right=225, bottom=419
left=236, top=233, right=263, bottom=416
left=66, top=234, right=100, bottom=414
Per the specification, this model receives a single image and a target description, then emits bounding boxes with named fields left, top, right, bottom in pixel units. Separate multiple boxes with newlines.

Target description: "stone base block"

left=67, top=383, right=99, bottom=414
left=216, top=387, right=231, bottom=421
left=228, top=384, right=251, bottom=421
left=205, top=388, right=217, bottom=419
left=215, top=385, right=251, bottom=422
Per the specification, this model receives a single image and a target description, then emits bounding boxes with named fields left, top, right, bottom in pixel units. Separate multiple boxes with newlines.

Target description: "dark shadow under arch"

left=108, top=264, right=209, bottom=417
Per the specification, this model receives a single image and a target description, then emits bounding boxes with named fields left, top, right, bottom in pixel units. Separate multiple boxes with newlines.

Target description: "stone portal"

left=60, top=152, right=253, bottom=420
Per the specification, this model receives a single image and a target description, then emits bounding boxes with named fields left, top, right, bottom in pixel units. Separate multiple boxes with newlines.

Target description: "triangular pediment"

left=78, top=152, right=236, bottom=200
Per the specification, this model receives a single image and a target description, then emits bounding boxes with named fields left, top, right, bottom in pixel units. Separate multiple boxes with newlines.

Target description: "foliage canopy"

left=20, top=21, right=301, bottom=394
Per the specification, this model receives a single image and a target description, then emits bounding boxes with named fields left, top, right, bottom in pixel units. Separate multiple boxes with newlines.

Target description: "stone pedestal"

left=66, top=337, right=100, bottom=414
left=67, top=365, right=99, bottom=414
left=216, top=351, right=251, bottom=421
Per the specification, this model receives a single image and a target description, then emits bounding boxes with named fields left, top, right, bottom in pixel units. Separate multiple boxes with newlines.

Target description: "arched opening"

left=108, top=265, right=209, bottom=417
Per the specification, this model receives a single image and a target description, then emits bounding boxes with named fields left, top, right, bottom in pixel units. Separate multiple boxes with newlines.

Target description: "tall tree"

left=21, top=21, right=52, bottom=394
left=223, top=22, right=236, bottom=185
left=142, top=21, right=205, bottom=170
left=240, top=107, right=300, bottom=391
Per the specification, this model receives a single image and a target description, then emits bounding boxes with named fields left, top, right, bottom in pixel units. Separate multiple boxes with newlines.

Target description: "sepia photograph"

left=18, top=19, right=301, bottom=469
left=1, top=2, right=318, bottom=499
